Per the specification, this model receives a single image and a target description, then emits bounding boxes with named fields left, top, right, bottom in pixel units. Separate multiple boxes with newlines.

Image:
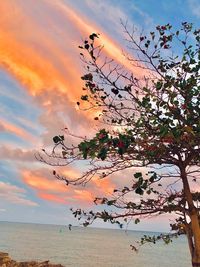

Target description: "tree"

left=39, top=23, right=200, bottom=267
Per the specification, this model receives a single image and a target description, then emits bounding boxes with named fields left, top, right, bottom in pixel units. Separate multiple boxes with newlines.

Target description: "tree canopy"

left=39, top=22, right=200, bottom=267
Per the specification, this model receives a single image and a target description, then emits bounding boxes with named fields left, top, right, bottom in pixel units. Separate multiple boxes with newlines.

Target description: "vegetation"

left=39, top=22, right=200, bottom=266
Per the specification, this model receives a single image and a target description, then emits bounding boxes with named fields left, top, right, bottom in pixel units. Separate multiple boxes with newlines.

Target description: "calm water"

left=0, top=222, right=190, bottom=267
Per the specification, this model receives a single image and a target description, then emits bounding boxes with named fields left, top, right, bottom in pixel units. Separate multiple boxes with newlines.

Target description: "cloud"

left=0, top=0, right=102, bottom=148
left=54, top=0, right=145, bottom=77
left=0, top=0, right=150, bottom=211
left=0, top=0, right=83, bottom=98
left=37, top=192, right=67, bottom=204
left=21, top=168, right=115, bottom=206
left=0, top=181, right=38, bottom=206
left=0, top=122, right=6, bottom=132
left=0, top=119, right=37, bottom=143
left=188, top=0, right=200, bottom=17
left=0, top=146, right=37, bottom=162
left=0, top=208, right=6, bottom=212
left=129, top=2, right=154, bottom=27
left=22, top=169, right=68, bottom=193
left=81, top=0, right=153, bottom=32
left=0, top=0, right=143, bottom=104
left=0, top=0, right=148, bottom=149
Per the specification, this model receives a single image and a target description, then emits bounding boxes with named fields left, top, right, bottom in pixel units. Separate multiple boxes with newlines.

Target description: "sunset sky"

left=0, top=0, right=200, bottom=231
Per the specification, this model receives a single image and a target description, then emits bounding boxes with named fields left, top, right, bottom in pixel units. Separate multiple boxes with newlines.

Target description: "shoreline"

left=0, top=252, right=64, bottom=267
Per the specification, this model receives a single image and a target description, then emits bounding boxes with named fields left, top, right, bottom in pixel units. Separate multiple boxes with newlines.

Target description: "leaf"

left=135, top=187, right=144, bottom=195
left=134, top=172, right=142, bottom=179
left=83, top=221, right=89, bottom=227
left=89, top=33, right=99, bottom=40
left=81, top=95, right=88, bottom=101
left=62, top=151, right=67, bottom=158
left=156, top=81, right=163, bottom=90
left=146, top=189, right=151, bottom=195
left=53, top=136, right=61, bottom=144
left=84, top=43, right=89, bottom=50
left=97, top=147, right=108, bottom=160
left=111, top=88, right=119, bottom=95
left=149, top=172, right=157, bottom=183
left=107, top=200, right=116, bottom=206
left=81, top=73, right=93, bottom=81
left=59, top=135, right=64, bottom=141
left=159, top=125, right=168, bottom=137
left=135, top=218, right=140, bottom=224
left=122, top=186, right=130, bottom=193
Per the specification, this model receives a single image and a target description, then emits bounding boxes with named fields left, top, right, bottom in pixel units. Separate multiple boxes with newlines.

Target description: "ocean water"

left=0, top=221, right=190, bottom=267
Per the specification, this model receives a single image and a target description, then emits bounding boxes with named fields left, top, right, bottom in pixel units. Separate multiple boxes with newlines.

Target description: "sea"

left=0, top=221, right=190, bottom=267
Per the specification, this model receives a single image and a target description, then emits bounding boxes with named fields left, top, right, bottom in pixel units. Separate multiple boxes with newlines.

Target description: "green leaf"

left=134, top=172, right=142, bottom=179
left=156, top=81, right=163, bottom=90
left=107, top=200, right=116, bottom=206
left=135, top=187, right=144, bottom=195
left=89, top=33, right=99, bottom=40
left=149, top=172, right=157, bottom=183
left=53, top=136, right=61, bottom=144
left=159, top=125, right=168, bottom=137
left=111, top=88, right=119, bottom=95
left=135, top=218, right=140, bottom=224
left=97, top=147, right=108, bottom=160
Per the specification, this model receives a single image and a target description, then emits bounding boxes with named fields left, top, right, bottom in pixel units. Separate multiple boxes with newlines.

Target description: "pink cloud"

left=0, top=0, right=152, bottom=210
left=0, top=119, right=36, bottom=143
left=0, top=181, right=38, bottom=206
left=38, top=192, right=67, bottom=204
left=0, top=122, right=6, bottom=132
left=21, top=168, right=116, bottom=206
left=0, top=146, right=37, bottom=162
left=0, top=0, right=151, bottom=160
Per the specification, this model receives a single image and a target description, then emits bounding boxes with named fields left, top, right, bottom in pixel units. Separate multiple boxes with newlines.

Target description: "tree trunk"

left=191, top=211, right=200, bottom=267
left=180, top=167, right=200, bottom=267
left=192, top=256, right=200, bottom=267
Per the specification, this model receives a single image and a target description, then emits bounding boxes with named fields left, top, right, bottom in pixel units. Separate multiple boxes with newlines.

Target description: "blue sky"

left=0, top=0, right=199, bottom=232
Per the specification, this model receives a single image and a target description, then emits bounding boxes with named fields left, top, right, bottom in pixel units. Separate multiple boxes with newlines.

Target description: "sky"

left=0, top=0, right=200, bottom=232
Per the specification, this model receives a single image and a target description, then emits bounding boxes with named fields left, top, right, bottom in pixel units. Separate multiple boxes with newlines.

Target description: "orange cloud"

left=0, top=0, right=100, bottom=142
left=38, top=192, right=67, bottom=204
left=22, top=168, right=94, bottom=204
left=0, top=0, right=144, bottom=107
left=21, top=168, right=116, bottom=206
left=0, top=0, right=148, bottom=146
left=1, top=23, right=81, bottom=100
left=22, top=170, right=67, bottom=193
left=0, top=119, right=36, bottom=143
left=93, top=177, right=115, bottom=195
left=0, top=1, right=83, bottom=103
left=0, top=1, right=148, bottom=208
left=74, top=189, right=94, bottom=202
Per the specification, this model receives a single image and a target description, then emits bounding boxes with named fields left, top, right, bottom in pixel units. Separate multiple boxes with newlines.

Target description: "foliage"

left=39, top=22, right=200, bottom=266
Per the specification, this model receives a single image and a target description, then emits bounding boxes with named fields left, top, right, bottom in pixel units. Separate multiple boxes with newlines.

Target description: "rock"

left=0, top=252, right=12, bottom=265
left=0, top=252, right=65, bottom=267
